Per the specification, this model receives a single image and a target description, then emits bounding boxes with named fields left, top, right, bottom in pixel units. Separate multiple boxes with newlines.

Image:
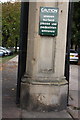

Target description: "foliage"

left=0, top=4, right=2, bottom=46
left=2, top=2, right=80, bottom=52
left=2, top=2, right=21, bottom=51
left=72, top=2, right=80, bottom=49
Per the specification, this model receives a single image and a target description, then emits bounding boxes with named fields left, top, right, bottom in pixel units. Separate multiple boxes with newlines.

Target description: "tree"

left=2, top=2, right=21, bottom=52
left=71, top=2, right=80, bottom=51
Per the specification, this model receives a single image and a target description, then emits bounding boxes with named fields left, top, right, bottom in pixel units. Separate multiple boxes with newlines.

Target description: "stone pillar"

left=21, top=2, right=69, bottom=111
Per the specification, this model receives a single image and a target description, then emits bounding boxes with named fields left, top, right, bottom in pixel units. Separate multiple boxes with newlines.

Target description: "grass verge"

left=0, top=54, right=18, bottom=64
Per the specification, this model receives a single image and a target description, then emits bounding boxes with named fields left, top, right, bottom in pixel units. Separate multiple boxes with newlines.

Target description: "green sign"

left=39, top=7, right=58, bottom=36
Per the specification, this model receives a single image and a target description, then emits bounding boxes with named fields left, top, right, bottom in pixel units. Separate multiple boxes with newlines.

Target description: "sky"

left=0, top=0, right=16, bottom=3
left=0, top=0, right=7, bottom=2
left=1, top=0, right=80, bottom=3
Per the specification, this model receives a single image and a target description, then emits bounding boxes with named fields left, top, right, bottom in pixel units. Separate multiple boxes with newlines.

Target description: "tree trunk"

left=15, top=40, right=17, bottom=53
left=71, top=42, right=73, bottom=49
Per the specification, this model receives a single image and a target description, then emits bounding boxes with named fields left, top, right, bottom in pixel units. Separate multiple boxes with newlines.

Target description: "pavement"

left=68, top=64, right=80, bottom=119
left=2, top=55, right=21, bottom=119
left=1, top=55, right=79, bottom=119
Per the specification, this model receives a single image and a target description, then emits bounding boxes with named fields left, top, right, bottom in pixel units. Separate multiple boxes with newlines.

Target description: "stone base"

left=20, top=77, right=68, bottom=111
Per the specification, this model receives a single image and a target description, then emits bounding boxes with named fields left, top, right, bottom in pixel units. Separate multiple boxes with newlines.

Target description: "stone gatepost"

left=21, top=2, right=69, bottom=111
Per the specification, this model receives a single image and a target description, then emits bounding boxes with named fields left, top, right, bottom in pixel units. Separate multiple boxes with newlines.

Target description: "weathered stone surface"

left=20, top=2, right=69, bottom=111
left=20, top=78, right=68, bottom=111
